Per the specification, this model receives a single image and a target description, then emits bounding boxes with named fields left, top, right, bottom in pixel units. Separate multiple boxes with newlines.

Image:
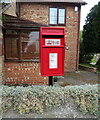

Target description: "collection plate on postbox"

left=40, top=27, right=65, bottom=76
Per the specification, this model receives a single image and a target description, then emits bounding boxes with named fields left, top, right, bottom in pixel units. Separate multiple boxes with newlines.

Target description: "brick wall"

left=0, top=38, right=2, bottom=56
left=65, top=6, right=79, bottom=72
left=0, top=56, right=3, bottom=85
left=4, top=62, right=48, bottom=85
left=0, top=28, right=3, bottom=85
left=0, top=23, right=2, bottom=56
left=20, top=3, right=80, bottom=72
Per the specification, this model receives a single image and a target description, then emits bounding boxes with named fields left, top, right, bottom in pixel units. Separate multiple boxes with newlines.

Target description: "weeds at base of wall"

left=0, top=84, right=99, bottom=116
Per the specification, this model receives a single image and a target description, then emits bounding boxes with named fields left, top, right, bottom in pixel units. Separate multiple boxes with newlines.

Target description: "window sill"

left=49, top=24, right=66, bottom=26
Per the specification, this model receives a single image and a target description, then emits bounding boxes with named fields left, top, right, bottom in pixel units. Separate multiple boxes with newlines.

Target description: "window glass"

left=21, top=31, right=39, bottom=60
left=5, top=30, right=18, bottom=34
left=4, top=30, right=40, bottom=61
left=49, top=7, right=66, bottom=25
left=5, top=30, right=19, bottom=59
left=50, top=8, right=57, bottom=24
left=5, top=37, right=18, bottom=59
left=58, top=9, right=65, bottom=24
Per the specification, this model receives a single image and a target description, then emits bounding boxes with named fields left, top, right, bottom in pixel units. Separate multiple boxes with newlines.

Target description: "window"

left=49, top=7, right=66, bottom=25
left=21, top=31, right=39, bottom=60
left=5, top=30, right=19, bottom=60
left=58, top=9, right=65, bottom=24
left=50, top=8, right=57, bottom=24
left=4, top=30, right=40, bottom=61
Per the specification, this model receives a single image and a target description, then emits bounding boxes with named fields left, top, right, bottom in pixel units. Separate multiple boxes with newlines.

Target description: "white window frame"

left=49, top=7, right=66, bottom=25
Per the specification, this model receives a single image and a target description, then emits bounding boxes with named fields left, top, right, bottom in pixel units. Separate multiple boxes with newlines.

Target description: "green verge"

left=79, top=63, right=97, bottom=68
left=0, top=84, right=99, bottom=116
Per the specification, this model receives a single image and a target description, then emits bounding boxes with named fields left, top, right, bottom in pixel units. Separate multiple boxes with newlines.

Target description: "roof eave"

left=17, top=0, right=87, bottom=5
left=81, top=2, right=87, bottom=5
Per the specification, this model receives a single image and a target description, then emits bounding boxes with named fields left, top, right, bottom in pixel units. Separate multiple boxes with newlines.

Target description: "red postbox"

left=40, top=27, right=65, bottom=76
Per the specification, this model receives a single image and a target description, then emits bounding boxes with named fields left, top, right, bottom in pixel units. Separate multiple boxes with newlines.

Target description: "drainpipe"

left=76, top=5, right=81, bottom=71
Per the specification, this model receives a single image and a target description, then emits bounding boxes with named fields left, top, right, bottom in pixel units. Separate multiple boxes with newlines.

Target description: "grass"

left=91, top=55, right=97, bottom=63
left=79, top=63, right=97, bottom=68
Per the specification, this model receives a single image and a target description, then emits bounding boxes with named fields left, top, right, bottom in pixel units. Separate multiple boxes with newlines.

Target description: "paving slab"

left=57, top=70, right=99, bottom=86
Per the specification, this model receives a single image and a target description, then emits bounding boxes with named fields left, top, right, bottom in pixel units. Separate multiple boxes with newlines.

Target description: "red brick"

left=4, top=62, right=48, bottom=85
left=0, top=43, right=2, bottom=56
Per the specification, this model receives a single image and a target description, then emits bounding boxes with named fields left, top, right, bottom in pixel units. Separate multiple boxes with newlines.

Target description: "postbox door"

left=41, top=47, right=64, bottom=76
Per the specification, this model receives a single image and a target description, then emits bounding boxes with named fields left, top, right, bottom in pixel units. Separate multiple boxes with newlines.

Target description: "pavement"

left=57, top=70, right=99, bottom=86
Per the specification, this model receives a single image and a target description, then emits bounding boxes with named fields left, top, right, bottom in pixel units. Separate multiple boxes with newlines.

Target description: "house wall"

left=0, top=56, right=4, bottom=85
left=20, top=3, right=80, bottom=72
left=1, top=0, right=17, bottom=85
left=0, top=19, right=3, bottom=85
left=4, top=2, right=80, bottom=85
left=0, top=29, right=2, bottom=56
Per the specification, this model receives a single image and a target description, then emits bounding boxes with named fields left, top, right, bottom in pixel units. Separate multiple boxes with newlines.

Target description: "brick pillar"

left=0, top=37, right=2, bottom=56
left=0, top=13, right=2, bottom=56
left=0, top=56, right=4, bottom=85
left=0, top=15, right=4, bottom=85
